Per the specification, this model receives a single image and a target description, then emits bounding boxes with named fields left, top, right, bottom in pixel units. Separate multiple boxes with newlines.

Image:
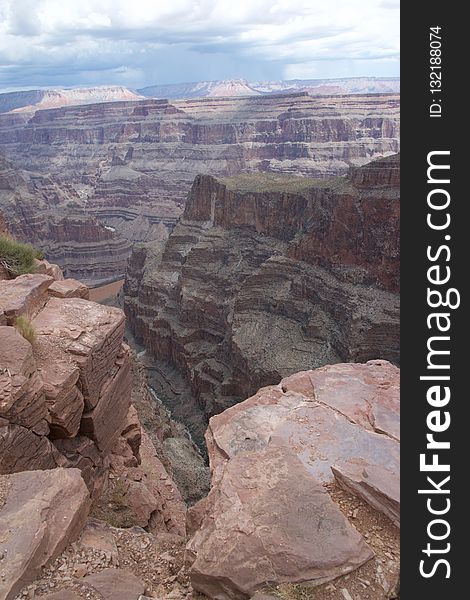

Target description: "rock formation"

left=0, top=154, right=132, bottom=284
left=0, top=258, right=189, bottom=598
left=0, top=93, right=399, bottom=284
left=187, top=361, right=400, bottom=599
left=138, top=77, right=400, bottom=100
left=124, top=155, right=400, bottom=443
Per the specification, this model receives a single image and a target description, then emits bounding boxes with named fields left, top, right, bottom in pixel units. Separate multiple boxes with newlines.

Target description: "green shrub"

left=14, top=316, right=36, bottom=344
left=0, top=234, right=43, bottom=277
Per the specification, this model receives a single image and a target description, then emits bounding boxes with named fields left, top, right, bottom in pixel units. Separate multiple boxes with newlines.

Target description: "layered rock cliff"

left=0, top=93, right=399, bottom=282
left=124, top=154, right=400, bottom=444
left=0, top=155, right=132, bottom=284
left=0, top=259, right=195, bottom=597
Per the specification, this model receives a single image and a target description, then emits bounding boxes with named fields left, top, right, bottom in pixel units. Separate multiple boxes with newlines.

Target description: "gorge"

left=0, top=92, right=399, bottom=283
left=124, top=154, right=400, bottom=446
left=0, top=88, right=400, bottom=600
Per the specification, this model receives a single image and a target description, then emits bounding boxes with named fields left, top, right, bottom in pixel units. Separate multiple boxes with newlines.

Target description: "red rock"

left=34, top=259, right=65, bottom=281
left=0, top=424, right=67, bottom=474
left=48, top=278, right=90, bottom=299
left=82, top=568, right=145, bottom=600
left=32, top=297, right=126, bottom=408
left=0, top=468, right=91, bottom=600
left=332, top=463, right=400, bottom=528
left=188, top=446, right=373, bottom=598
left=53, top=436, right=109, bottom=499
left=120, top=405, right=142, bottom=461
left=79, top=345, right=132, bottom=452
left=0, top=273, right=53, bottom=324
left=39, top=360, right=84, bottom=438
left=0, top=326, right=48, bottom=431
left=79, top=519, right=119, bottom=561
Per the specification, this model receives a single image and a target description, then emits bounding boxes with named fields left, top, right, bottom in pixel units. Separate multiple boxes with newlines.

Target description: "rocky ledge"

left=0, top=262, right=188, bottom=599
left=187, top=360, right=400, bottom=599
left=124, top=155, right=400, bottom=442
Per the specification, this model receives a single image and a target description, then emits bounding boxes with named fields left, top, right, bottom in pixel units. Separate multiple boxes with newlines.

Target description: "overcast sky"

left=0, top=0, right=399, bottom=92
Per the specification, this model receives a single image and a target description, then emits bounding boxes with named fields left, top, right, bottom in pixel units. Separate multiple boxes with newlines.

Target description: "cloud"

left=0, top=0, right=399, bottom=90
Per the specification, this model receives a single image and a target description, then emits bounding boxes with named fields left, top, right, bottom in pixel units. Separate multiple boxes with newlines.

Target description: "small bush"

left=0, top=234, right=43, bottom=277
left=14, top=316, right=36, bottom=344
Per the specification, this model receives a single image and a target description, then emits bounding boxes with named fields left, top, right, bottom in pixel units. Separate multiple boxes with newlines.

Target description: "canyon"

left=0, top=86, right=400, bottom=600
left=124, top=154, right=400, bottom=446
left=0, top=92, right=399, bottom=282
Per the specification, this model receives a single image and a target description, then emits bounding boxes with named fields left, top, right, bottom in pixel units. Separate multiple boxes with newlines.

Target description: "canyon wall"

left=0, top=93, right=399, bottom=284
left=124, top=154, right=400, bottom=441
left=0, top=155, right=132, bottom=284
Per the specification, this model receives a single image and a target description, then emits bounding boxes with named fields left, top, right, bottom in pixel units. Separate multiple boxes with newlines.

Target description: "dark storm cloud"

left=0, top=0, right=399, bottom=92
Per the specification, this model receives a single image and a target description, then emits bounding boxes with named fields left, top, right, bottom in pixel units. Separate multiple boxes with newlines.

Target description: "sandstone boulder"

left=33, top=259, right=64, bottom=281
left=48, top=278, right=89, bottom=300
left=0, top=424, right=66, bottom=474
left=32, top=297, right=126, bottom=408
left=0, top=273, right=53, bottom=324
left=188, top=446, right=373, bottom=599
left=0, top=468, right=91, bottom=600
left=81, top=568, right=145, bottom=600
left=79, top=345, right=132, bottom=452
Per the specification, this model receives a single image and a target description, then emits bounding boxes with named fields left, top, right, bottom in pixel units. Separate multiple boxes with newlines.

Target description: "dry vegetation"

left=220, top=173, right=353, bottom=195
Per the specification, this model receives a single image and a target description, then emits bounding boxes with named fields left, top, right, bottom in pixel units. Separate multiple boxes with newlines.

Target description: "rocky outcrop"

left=0, top=155, right=132, bottom=284
left=0, top=468, right=91, bottom=600
left=0, top=93, right=399, bottom=282
left=187, top=361, right=400, bottom=599
left=0, top=262, right=186, bottom=538
left=124, top=155, right=400, bottom=435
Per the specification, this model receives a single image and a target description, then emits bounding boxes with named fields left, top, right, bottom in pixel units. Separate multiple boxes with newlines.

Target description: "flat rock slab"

left=82, top=568, right=145, bottom=600
left=207, top=362, right=399, bottom=516
left=0, top=468, right=91, bottom=600
left=0, top=274, right=53, bottom=324
left=188, top=446, right=373, bottom=599
left=48, top=278, right=89, bottom=300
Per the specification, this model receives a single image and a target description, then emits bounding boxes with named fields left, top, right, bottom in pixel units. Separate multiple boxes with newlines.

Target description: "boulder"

left=39, top=359, right=84, bottom=438
left=53, top=436, right=109, bottom=499
left=0, top=274, right=53, bottom=324
left=188, top=361, right=400, bottom=598
left=79, top=345, right=132, bottom=452
left=0, top=468, right=91, bottom=600
left=48, top=278, right=89, bottom=300
left=332, top=463, right=400, bottom=528
left=33, top=259, right=64, bottom=281
left=188, top=446, right=373, bottom=599
left=81, top=568, right=145, bottom=600
left=32, top=297, right=126, bottom=408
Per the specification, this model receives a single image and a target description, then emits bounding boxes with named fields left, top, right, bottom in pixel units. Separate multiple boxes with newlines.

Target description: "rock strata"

left=124, top=155, right=400, bottom=431
left=0, top=93, right=399, bottom=283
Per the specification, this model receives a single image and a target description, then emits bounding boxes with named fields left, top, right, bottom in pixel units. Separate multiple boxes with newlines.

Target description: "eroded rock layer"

left=124, top=155, right=400, bottom=438
left=0, top=155, right=132, bottom=284
left=0, top=93, right=399, bottom=272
